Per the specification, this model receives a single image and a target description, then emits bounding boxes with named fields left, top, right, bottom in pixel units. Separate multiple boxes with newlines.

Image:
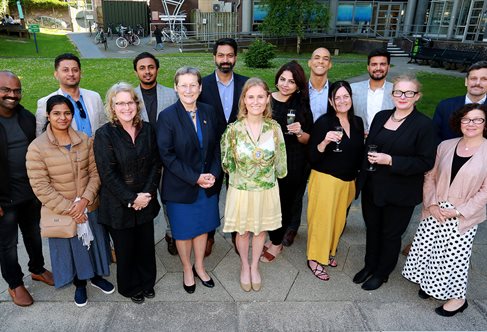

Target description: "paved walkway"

left=1, top=35, right=485, bottom=332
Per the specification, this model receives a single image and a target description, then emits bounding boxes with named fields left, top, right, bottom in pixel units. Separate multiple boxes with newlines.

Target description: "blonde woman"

left=94, top=82, right=161, bottom=304
left=221, top=78, right=287, bottom=292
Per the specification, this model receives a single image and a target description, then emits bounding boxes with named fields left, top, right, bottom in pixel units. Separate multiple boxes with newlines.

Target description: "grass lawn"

left=0, top=32, right=78, bottom=58
left=0, top=32, right=465, bottom=116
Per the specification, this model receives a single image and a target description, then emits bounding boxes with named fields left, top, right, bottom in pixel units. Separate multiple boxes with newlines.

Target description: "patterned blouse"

left=221, top=118, right=287, bottom=191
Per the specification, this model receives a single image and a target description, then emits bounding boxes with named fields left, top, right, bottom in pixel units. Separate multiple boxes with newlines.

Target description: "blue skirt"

left=48, top=210, right=112, bottom=288
left=166, top=189, right=220, bottom=240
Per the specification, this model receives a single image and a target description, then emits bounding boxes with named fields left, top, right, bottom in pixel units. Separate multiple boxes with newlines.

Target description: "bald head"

left=0, top=71, right=22, bottom=116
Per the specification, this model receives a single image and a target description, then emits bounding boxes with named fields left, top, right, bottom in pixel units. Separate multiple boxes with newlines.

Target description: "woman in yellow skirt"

left=307, top=81, right=364, bottom=280
left=221, top=78, right=287, bottom=291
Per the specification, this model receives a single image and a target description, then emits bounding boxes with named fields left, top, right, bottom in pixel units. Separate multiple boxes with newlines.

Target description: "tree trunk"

left=296, top=35, right=301, bottom=54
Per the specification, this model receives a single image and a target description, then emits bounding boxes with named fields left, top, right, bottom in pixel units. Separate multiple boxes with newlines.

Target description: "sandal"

left=307, top=260, right=330, bottom=281
left=328, top=256, right=338, bottom=267
left=260, top=246, right=282, bottom=263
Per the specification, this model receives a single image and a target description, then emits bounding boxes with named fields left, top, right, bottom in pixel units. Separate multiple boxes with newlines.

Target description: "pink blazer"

left=422, top=137, right=487, bottom=234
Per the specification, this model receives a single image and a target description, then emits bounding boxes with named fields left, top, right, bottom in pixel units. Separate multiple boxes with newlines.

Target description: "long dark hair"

left=43, top=95, right=74, bottom=132
left=274, top=60, right=309, bottom=107
left=328, top=80, right=358, bottom=126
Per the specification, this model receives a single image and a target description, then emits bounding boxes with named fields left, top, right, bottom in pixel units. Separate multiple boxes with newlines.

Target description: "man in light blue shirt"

left=308, top=47, right=332, bottom=122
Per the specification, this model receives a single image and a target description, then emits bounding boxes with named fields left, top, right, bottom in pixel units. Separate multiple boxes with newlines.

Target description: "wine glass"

left=366, top=144, right=378, bottom=171
left=333, top=126, right=343, bottom=152
left=286, top=109, right=296, bottom=135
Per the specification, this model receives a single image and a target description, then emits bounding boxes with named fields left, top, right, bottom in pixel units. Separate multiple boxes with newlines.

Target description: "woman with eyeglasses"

left=353, top=74, right=437, bottom=291
left=403, top=104, right=487, bottom=317
left=156, top=67, right=221, bottom=294
left=306, top=81, right=364, bottom=281
left=94, top=82, right=161, bottom=304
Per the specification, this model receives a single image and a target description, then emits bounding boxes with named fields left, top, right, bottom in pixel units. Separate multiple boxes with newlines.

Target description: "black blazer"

left=156, top=100, right=221, bottom=204
left=357, top=108, right=437, bottom=206
left=94, top=122, right=161, bottom=230
left=198, top=71, right=248, bottom=138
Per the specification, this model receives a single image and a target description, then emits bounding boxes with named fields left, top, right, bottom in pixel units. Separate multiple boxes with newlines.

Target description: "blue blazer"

left=156, top=100, right=221, bottom=204
left=433, top=95, right=487, bottom=141
left=198, top=71, right=248, bottom=137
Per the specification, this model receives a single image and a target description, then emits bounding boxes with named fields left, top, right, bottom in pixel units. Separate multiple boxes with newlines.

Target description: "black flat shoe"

left=435, top=300, right=468, bottom=317
left=192, top=265, right=215, bottom=288
left=130, top=292, right=144, bottom=304
left=361, top=275, right=388, bottom=291
left=183, top=282, right=196, bottom=294
left=418, top=289, right=431, bottom=299
left=353, top=267, right=373, bottom=284
left=143, top=288, right=155, bottom=299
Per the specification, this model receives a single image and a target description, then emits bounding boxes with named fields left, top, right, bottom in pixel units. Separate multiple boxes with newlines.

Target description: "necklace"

left=390, top=112, right=409, bottom=122
left=246, top=120, right=264, bottom=160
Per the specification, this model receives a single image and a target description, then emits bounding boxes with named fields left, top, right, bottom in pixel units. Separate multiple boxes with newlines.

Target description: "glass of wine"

left=286, top=109, right=296, bottom=135
left=367, top=144, right=378, bottom=171
left=333, top=126, right=343, bottom=152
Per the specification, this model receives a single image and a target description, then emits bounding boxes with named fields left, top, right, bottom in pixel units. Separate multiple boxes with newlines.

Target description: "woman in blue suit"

left=156, top=67, right=221, bottom=294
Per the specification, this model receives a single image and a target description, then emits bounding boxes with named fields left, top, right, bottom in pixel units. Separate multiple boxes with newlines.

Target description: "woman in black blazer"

left=353, top=74, right=437, bottom=290
left=156, top=67, right=221, bottom=294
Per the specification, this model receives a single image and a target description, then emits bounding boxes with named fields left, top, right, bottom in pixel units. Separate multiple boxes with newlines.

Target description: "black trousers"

left=361, top=189, right=415, bottom=278
left=107, top=221, right=156, bottom=297
left=269, top=169, right=307, bottom=246
left=0, top=199, right=45, bottom=289
left=288, top=164, right=311, bottom=231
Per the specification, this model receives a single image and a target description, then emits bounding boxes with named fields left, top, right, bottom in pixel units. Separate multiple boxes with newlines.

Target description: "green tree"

left=259, top=0, right=329, bottom=54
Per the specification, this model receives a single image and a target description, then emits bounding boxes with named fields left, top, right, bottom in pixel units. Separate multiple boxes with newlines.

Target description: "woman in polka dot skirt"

left=403, top=103, right=487, bottom=317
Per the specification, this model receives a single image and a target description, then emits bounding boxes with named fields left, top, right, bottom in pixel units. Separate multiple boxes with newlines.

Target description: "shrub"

left=244, top=39, right=276, bottom=68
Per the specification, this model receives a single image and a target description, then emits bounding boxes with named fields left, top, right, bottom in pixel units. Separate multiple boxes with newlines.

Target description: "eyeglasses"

left=115, top=101, right=137, bottom=108
left=0, top=87, right=22, bottom=95
left=177, top=84, right=199, bottom=91
left=460, top=117, right=485, bottom=124
left=75, top=101, right=87, bottom=119
left=392, top=90, right=418, bottom=98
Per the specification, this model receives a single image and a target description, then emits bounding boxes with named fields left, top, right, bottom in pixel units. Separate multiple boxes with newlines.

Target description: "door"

left=374, top=3, right=404, bottom=38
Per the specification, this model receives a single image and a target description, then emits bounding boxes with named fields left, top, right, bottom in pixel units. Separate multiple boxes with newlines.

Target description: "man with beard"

left=133, top=52, right=178, bottom=256
left=0, top=71, right=54, bottom=307
left=433, top=61, right=487, bottom=141
left=308, top=47, right=333, bottom=122
left=198, top=38, right=248, bottom=257
left=351, top=49, right=394, bottom=134
left=36, top=53, right=106, bottom=136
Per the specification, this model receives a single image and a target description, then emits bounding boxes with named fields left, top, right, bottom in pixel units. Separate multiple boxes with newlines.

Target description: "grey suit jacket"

left=351, top=80, right=394, bottom=131
left=36, top=88, right=107, bottom=136
left=134, top=83, right=178, bottom=123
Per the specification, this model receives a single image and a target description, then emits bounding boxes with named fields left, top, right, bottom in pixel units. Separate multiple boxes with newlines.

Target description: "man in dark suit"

left=433, top=61, right=487, bottom=141
left=198, top=38, right=248, bottom=256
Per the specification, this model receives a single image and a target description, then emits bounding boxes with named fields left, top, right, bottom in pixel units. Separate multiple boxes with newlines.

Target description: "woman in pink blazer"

left=403, top=103, right=487, bottom=317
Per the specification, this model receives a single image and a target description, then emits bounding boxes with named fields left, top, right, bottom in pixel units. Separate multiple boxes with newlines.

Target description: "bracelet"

left=455, top=209, right=460, bottom=217
left=296, top=129, right=303, bottom=138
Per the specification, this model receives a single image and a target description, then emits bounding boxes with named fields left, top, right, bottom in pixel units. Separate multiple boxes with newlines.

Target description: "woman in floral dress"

left=221, top=78, right=287, bottom=292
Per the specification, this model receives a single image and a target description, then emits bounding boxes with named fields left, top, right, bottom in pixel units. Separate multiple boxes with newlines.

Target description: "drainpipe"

left=446, top=0, right=460, bottom=39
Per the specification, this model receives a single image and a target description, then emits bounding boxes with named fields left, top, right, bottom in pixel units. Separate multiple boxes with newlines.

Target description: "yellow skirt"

left=307, top=170, right=355, bottom=265
left=223, top=185, right=282, bottom=235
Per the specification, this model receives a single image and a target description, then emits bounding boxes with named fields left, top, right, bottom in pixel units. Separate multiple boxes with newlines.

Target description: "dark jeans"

left=107, top=221, right=156, bottom=297
left=361, top=189, right=414, bottom=278
left=0, top=199, right=46, bottom=289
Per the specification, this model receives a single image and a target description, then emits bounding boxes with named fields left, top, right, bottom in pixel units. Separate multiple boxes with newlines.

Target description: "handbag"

left=40, top=206, right=77, bottom=238
left=39, top=153, right=82, bottom=238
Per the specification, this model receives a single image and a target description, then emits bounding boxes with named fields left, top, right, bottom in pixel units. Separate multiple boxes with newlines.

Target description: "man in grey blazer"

left=133, top=52, right=179, bottom=256
left=133, top=52, right=177, bottom=128
left=36, top=53, right=107, bottom=137
left=351, top=49, right=394, bottom=133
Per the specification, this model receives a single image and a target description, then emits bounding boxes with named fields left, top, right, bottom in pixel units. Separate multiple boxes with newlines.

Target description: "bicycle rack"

left=160, top=0, right=186, bottom=38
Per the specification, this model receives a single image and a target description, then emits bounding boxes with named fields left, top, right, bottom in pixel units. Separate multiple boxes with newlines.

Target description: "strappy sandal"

left=328, top=256, right=338, bottom=267
left=307, top=260, right=330, bottom=281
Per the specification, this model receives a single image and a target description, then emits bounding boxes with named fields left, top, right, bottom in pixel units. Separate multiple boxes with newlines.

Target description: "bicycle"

left=115, top=26, right=140, bottom=48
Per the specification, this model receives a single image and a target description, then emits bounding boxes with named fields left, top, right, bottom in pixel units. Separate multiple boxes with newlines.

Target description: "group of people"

left=1, top=37, right=487, bottom=317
